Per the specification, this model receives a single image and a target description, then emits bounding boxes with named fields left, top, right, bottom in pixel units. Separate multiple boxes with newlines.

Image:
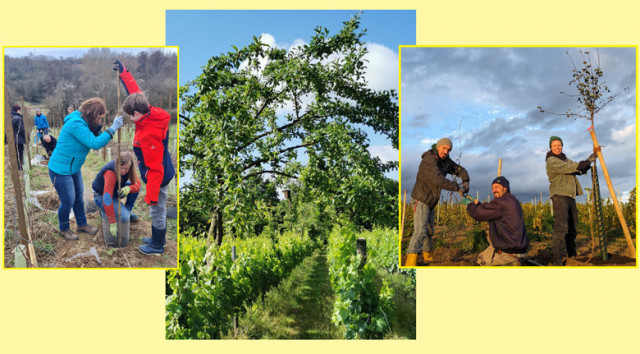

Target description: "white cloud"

left=363, top=43, right=399, bottom=91
left=369, top=145, right=398, bottom=163
left=259, top=33, right=277, bottom=47
left=420, top=137, right=437, bottom=148
left=612, top=124, right=634, bottom=140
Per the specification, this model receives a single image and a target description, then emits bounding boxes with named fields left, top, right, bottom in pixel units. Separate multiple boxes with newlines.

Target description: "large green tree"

left=179, top=15, right=399, bottom=244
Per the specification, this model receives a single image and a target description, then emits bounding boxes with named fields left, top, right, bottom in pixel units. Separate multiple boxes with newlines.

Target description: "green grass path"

left=234, top=247, right=342, bottom=339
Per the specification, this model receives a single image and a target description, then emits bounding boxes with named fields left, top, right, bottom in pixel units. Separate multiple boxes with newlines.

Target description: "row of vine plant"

left=327, top=225, right=415, bottom=339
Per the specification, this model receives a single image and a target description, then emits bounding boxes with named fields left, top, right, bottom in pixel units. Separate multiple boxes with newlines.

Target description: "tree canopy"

left=179, top=15, right=399, bottom=241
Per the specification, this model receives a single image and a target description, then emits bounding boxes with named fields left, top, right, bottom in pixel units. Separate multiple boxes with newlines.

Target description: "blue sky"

left=166, top=10, right=416, bottom=185
left=401, top=47, right=636, bottom=204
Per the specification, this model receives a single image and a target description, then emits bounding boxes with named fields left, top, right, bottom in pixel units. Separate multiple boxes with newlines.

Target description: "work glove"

left=460, top=196, right=473, bottom=205
left=113, top=59, right=126, bottom=73
left=109, top=116, right=124, bottom=132
left=462, top=181, right=470, bottom=194
left=587, top=153, right=597, bottom=163
left=109, top=223, right=118, bottom=236
left=118, top=186, right=131, bottom=198
left=576, top=159, right=592, bottom=173
left=458, top=187, right=467, bottom=197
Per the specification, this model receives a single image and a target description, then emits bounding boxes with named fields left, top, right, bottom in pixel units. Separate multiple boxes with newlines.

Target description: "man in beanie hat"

left=405, top=137, right=470, bottom=266
left=466, top=176, right=529, bottom=266
left=546, top=136, right=596, bottom=266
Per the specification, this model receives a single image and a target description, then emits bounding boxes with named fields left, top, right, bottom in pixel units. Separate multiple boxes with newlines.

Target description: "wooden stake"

left=5, top=90, right=37, bottom=267
left=115, top=72, right=122, bottom=246
left=20, top=97, right=33, bottom=168
left=588, top=126, right=635, bottom=258
left=497, top=158, right=502, bottom=176
left=103, top=91, right=108, bottom=162
left=400, top=190, right=407, bottom=239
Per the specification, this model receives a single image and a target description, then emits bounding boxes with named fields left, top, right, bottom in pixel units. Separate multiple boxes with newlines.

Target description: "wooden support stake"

left=115, top=72, right=122, bottom=246
left=5, top=90, right=37, bottom=267
left=400, top=189, right=407, bottom=239
left=588, top=126, right=635, bottom=258
left=497, top=158, right=502, bottom=176
left=231, top=245, right=238, bottom=335
left=20, top=97, right=33, bottom=168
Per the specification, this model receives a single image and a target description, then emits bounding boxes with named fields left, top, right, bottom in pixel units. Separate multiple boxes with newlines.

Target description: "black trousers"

left=15, top=143, right=24, bottom=170
left=552, top=195, right=578, bottom=261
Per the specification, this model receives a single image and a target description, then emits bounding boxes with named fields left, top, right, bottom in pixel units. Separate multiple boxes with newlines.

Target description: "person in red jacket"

left=115, top=59, right=175, bottom=255
left=92, top=151, right=141, bottom=246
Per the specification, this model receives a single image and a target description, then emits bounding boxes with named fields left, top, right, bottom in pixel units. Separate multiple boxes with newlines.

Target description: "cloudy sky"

left=4, top=47, right=177, bottom=58
left=167, top=10, right=415, bottom=184
left=401, top=47, right=636, bottom=204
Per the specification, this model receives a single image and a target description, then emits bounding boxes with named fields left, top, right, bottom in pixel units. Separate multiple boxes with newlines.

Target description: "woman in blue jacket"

left=48, top=97, right=123, bottom=241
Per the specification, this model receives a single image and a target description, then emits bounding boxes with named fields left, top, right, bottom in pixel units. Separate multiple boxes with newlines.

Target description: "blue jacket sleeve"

left=67, top=119, right=113, bottom=150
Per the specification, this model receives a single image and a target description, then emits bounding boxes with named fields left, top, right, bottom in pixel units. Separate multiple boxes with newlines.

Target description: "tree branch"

left=244, top=170, right=298, bottom=180
left=242, top=140, right=319, bottom=172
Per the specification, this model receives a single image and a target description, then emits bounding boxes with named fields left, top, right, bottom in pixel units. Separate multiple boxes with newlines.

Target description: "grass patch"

left=380, top=271, right=416, bottom=339
left=232, top=248, right=341, bottom=339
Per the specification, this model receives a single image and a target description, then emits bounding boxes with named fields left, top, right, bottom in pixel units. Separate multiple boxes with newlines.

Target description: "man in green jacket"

left=546, top=136, right=596, bottom=266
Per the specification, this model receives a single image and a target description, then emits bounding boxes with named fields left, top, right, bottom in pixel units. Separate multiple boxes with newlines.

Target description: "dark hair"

left=122, top=93, right=150, bottom=116
left=79, top=98, right=106, bottom=134
left=11, top=104, right=20, bottom=112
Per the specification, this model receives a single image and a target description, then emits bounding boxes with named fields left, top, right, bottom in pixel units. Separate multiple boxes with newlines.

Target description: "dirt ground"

left=4, top=143, right=178, bottom=269
left=401, top=225, right=636, bottom=267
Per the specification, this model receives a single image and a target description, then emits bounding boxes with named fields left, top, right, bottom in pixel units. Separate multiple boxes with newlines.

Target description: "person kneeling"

left=42, top=134, right=57, bottom=158
left=92, top=151, right=141, bottom=247
left=466, top=176, right=529, bottom=266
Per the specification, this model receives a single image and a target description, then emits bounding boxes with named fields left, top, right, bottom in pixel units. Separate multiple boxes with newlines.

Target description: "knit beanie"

left=492, top=176, right=510, bottom=191
left=436, top=137, right=453, bottom=149
left=549, top=136, right=563, bottom=148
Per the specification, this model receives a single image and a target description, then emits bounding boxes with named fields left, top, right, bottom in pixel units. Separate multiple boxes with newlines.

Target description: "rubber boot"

left=142, top=227, right=166, bottom=246
left=139, top=226, right=165, bottom=255
left=405, top=253, right=418, bottom=266
left=422, top=252, right=434, bottom=263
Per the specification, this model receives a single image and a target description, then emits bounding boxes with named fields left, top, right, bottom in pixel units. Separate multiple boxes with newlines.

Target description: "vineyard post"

left=4, top=90, right=38, bottom=267
left=436, top=200, right=440, bottom=225
left=20, top=97, right=33, bottom=168
left=497, top=158, right=502, bottom=176
left=400, top=190, right=407, bottom=239
left=588, top=126, right=635, bottom=257
left=232, top=245, right=238, bottom=334
left=115, top=71, right=122, bottom=246
left=356, top=238, right=367, bottom=270
left=102, top=91, right=107, bottom=161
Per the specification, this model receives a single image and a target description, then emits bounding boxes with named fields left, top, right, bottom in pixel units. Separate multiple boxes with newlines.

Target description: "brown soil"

left=4, top=148, right=178, bottom=269
left=36, top=191, right=60, bottom=211
left=401, top=225, right=636, bottom=267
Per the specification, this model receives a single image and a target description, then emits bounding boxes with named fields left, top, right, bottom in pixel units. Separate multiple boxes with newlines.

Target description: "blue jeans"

left=93, top=181, right=139, bottom=222
left=407, top=200, right=435, bottom=254
left=48, top=168, right=87, bottom=231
